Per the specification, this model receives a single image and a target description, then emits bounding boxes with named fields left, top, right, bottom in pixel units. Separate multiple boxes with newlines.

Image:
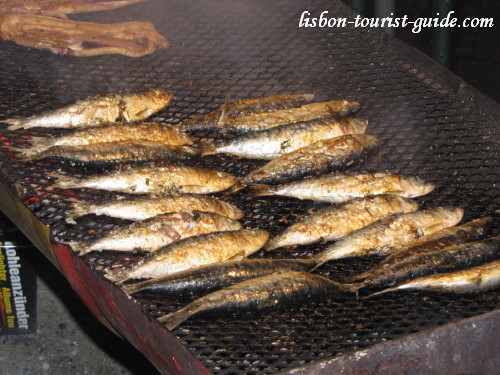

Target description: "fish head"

left=434, top=206, right=465, bottom=227
left=147, top=88, right=174, bottom=103
left=388, top=195, right=419, bottom=213
left=240, top=229, right=271, bottom=248
left=400, top=176, right=436, bottom=197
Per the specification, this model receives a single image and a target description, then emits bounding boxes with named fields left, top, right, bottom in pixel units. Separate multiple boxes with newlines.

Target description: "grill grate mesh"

left=0, top=1, right=498, bottom=374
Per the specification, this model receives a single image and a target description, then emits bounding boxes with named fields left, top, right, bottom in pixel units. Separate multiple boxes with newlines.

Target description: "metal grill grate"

left=0, top=1, right=498, bottom=374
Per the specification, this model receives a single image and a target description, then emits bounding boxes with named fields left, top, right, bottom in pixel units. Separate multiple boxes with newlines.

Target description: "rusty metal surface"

left=0, top=0, right=498, bottom=374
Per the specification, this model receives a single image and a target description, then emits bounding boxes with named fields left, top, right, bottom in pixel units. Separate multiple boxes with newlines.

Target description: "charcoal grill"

left=0, top=1, right=498, bottom=374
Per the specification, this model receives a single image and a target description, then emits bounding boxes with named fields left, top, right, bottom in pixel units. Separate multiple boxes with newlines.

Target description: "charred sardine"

left=106, top=229, right=270, bottom=283
left=178, top=94, right=315, bottom=132
left=5, top=88, right=173, bottom=130
left=158, top=271, right=347, bottom=330
left=241, top=134, right=379, bottom=185
left=124, top=258, right=316, bottom=297
left=370, top=259, right=500, bottom=296
left=204, top=117, right=367, bottom=160
left=313, top=207, right=464, bottom=267
left=223, top=100, right=360, bottom=133
left=66, top=193, right=244, bottom=223
left=50, top=164, right=238, bottom=194
left=249, top=172, right=436, bottom=202
left=355, top=236, right=500, bottom=291
left=348, top=217, right=494, bottom=281
left=69, top=211, right=242, bottom=255
left=265, top=195, right=419, bottom=251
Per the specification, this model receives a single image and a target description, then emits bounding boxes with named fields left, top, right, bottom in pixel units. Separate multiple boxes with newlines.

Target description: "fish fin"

left=222, top=181, right=246, bottom=196
left=366, top=286, right=399, bottom=298
left=217, top=96, right=230, bottom=126
left=247, top=184, right=275, bottom=198
left=343, top=272, right=370, bottom=282
left=341, top=283, right=364, bottom=293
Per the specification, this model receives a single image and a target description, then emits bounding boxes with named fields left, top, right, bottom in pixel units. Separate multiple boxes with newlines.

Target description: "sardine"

left=354, top=236, right=500, bottom=291
left=370, top=259, right=500, bottom=296
left=348, top=217, right=494, bottom=281
left=5, top=88, right=173, bottom=130
left=241, top=134, right=380, bottom=185
left=124, top=258, right=316, bottom=297
left=158, top=271, right=347, bottom=330
left=223, top=100, right=360, bottom=133
left=69, top=211, right=242, bottom=255
left=265, top=195, right=419, bottom=251
left=50, top=163, right=238, bottom=194
left=313, top=207, right=464, bottom=267
left=106, top=229, right=270, bottom=283
left=178, top=94, right=315, bottom=132
left=249, top=172, right=436, bottom=202
left=20, top=141, right=199, bottom=166
left=65, top=193, right=244, bottom=223
left=203, top=117, right=367, bottom=160
left=18, top=123, right=192, bottom=156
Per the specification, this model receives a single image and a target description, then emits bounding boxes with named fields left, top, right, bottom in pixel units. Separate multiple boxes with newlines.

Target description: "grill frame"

left=0, top=1, right=498, bottom=374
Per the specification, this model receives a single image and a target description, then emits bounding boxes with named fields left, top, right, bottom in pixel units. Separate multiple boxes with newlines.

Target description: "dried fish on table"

left=203, top=117, right=367, bottom=160
left=18, top=123, right=192, bottom=156
left=5, top=88, right=173, bottom=130
left=178, top=94, right=315, bottom=132
left=158, top=271, right=348, bottom=330
left=106, top=229, right=270, bottom=283
left=265, top=195, right=419, bottom=251
left=50, top=163, right=238, bottom=194
left=124, top=258, right=316, bottom=297
left=352, top=236, right=500, bottom=291
left=370, top=259, right=500, bottom=296
left=313, top=207, right=464, bottom=267
left=69, top=211, right=242, bottom=255
left=223, top=100, right=360, bottom=133
left=241, top=134, right=380, bottom=185
left=249, top=172, right=436, bottom=202
left=348, top=217, right=494, bottom=282
left=66, top=193, right=244, bottom=223
left=20, top=141, right=199, bottom=166
left=0, top=14, right=167, bottom=58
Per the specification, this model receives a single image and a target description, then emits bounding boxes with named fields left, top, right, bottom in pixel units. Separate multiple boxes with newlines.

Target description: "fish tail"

left=158, top=311, right=186, bottom=330
left=65, top=198, right=90, bottom=224
left=341, top=283, right=364, bottom=293
left=247, top=184, right=276, bottom=198
left=263, top=237, right=280, bottom=251
left=105, top=267, right=129, bottom=284
left=49, top=172, right=79, bottom=189
left=62, top=241, right=89, bottom=255
left=223, top=181, right=246, bottom=195
left=366, top=286, right=398, bottom=298
left=343, top=271, right=371, bottom=282
left=5, top=119, right=27, bottom=131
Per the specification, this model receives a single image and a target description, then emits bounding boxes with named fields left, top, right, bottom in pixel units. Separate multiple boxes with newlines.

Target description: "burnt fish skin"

left=65, top=193, right=244, bottom=223
left=69, top=211, right=242, bottom=255
left=178, top=94, right=315, bottom=132
left=158, top=271, right=348, bottom=331
left=265, top=195, right=419, bottom=251
left=18, top=123, right=192, bottom=156
left=203, top=117, right=367, bottom=160
left=124, top=258, right=316, bottom=297
left=106, top=229, right=270, bottom=284
left=370, top=259, right=500, bottom=296
left=348, top=217, right=494, bottom=282
left=5, top=88, right=173, bottom=130
left=354, top=236, right=500, bottom=291
left=313, top=207, right=464, bottom=267
left=20, top=141, right=200, bottom=166
left=223, top=100, right=361, bottom=133
left=249, top=172, right=436, bottom=202
left=241, top=134, right=380, bottom=185
left=50, top=163, right=238, bottom=194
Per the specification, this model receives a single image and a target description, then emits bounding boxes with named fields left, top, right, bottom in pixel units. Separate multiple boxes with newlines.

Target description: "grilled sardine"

left=370, top=259, right=500, bottom=296
left=50, top=164, right=238, bottom=194
left=265, top=195, right=419, bottom=251
left=106, top=229, right=270, bottom=283
left=124, top=258, right=316, bottom=297
left=178, top=94, right=315, bottom=132
left=66, top=193, right=244, bottom=223
left=204, top=117, right=367, bottom=160
left=158, top=271, right=347, bottom=330
left=6, top=88, right=173, bottom=130
left=241, top=134, right=379, bottom=185
left=69, top=211, right=242, bottom=255
left=348, top=217, right=494, bottom=281
left=223, top=100, right=360, bottom=133
left=249, top=172, right=436, bottom=202
left=313, top=207, right=464, bottom=267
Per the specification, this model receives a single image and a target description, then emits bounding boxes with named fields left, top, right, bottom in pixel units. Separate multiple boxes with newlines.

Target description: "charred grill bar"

left=0, top=0, right=498, bottom=374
